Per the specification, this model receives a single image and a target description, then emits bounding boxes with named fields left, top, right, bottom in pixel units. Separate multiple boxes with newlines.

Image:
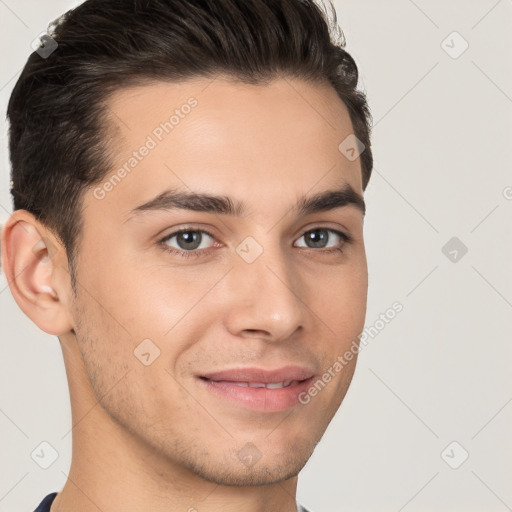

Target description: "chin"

left=192, top=459, right=308, bottom=487
left=181, top=438, right=317, bottom=487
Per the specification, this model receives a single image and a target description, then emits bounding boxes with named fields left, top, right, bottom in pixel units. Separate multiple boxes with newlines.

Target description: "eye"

left=294, top=228, right=351, bottom=253
left=158, top=226, right=352, bottom=259
left=160, top=228, right=217, bottom=259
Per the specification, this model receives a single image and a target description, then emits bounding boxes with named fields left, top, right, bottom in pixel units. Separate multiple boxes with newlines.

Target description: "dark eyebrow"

left=296, top=184, right=365, bottom=217
left=125, top=182, right=365, bottom=222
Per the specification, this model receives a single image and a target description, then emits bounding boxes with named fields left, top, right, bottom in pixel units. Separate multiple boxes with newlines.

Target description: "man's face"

left=69, top=76, right=368, bottom=485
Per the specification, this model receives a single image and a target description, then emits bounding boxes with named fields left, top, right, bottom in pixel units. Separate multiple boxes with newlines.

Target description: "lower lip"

left=197, top=377, right=315, bottom=413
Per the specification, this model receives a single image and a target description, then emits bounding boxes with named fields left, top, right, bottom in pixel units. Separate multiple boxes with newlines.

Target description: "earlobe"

left=0, top=211, right=74, bottom=336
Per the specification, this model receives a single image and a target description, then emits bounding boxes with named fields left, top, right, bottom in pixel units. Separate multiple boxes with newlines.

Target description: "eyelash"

left=158, top=227, right=353, bottom=259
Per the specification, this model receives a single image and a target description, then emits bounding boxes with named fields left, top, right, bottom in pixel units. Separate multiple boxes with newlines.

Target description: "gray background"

left=1, top=1, right=511, bottom=511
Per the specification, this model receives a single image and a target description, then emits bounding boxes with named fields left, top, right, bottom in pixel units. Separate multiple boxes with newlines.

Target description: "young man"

left=1, top=0, right=373, bottom=511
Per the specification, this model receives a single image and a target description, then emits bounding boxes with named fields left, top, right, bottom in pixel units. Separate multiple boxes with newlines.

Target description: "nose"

left=222, top=242, right=307, bottom=342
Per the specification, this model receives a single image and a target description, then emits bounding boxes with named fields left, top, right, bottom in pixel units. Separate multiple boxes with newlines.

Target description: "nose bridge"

left=223, top=236, right=306, bottom=340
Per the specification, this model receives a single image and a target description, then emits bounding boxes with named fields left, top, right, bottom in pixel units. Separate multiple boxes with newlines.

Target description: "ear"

left=1, top=210, right=75, bottom=335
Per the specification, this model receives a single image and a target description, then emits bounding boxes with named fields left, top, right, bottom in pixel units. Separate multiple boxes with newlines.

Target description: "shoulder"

left=32, top=492, right=58, bottom=512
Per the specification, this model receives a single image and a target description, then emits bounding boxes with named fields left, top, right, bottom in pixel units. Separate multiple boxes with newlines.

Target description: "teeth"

left=266, top=382, right=284, bottom=389
left=246, top=380, right=296, bottom=389
left=211, top=379, right=298, bottom=388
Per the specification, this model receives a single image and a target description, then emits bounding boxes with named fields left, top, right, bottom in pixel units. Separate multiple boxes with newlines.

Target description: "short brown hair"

left=7, top=0, right=373, bottom=291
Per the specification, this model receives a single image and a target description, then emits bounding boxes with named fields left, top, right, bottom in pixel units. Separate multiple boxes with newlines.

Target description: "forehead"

left=95, top=77, right=363, bottom=218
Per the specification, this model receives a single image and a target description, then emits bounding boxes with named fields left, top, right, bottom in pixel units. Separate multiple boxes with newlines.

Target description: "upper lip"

left=199, top=366, right=315, bottom=384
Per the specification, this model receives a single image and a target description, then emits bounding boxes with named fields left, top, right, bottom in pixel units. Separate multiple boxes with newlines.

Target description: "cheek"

left=316, top=262, right=368, bottom=336
left=79, top=248, right=194, bottom=340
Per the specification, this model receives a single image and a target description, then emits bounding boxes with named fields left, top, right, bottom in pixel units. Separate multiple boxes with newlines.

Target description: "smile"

left=196, top=366, right=316, bottom=413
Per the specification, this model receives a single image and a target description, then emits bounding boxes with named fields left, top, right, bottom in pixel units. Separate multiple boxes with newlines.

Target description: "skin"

left=1, top=75, right=368, bottom=512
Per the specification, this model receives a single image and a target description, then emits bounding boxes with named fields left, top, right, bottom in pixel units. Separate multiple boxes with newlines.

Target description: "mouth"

left=196, top=366, right=316, bottom=413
